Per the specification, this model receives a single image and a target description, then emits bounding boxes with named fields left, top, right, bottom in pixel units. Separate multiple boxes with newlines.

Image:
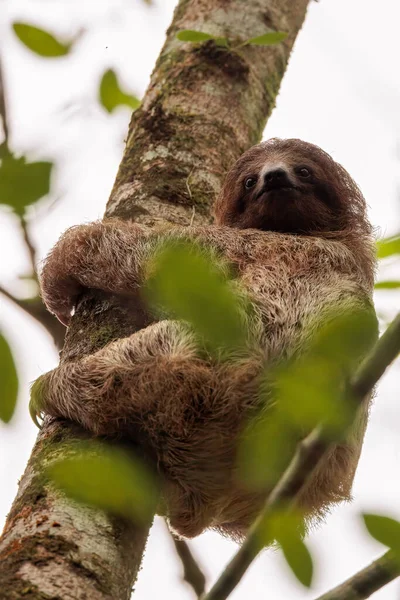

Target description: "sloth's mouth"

left=256, top=185, right=300, bottom=200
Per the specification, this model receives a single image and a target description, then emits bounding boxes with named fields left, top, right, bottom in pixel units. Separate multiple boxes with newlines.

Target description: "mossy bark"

left=0, top=0, right=310, bottom=598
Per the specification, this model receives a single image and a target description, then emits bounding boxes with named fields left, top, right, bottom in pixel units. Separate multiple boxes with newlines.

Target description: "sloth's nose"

left=264, top=168, right=293, bottom=190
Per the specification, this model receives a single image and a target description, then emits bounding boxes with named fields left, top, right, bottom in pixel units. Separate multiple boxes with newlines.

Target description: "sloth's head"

left=214, top=138, right=372, bottom=238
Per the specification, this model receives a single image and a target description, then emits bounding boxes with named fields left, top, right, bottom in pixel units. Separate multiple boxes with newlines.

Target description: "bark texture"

left=0, top=0, right=310, bottom=598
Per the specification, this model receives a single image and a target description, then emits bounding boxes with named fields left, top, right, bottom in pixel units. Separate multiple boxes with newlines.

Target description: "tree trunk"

left=0, top=0, right=310, bottom=598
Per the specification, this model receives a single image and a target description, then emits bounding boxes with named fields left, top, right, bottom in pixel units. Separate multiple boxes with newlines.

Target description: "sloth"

left=31, top=138, right=377, bottom=540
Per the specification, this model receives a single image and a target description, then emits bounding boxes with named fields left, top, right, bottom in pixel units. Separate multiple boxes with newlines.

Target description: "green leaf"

left=238, top=306, right=378, bottom=489
left=377, top=235, right=400, bottom=259
left=48, top=445, right=159, bottom=522
left=145, top=239, right=249, bottom=354
left=262, top=512, right=313, bottom=587
left=238, top=409, right=299, bottom=488
left=279, top=308, right=377, bottom=430
left=99, top=69, right=141, bottom=114
left=280, top=535, right=313, bottom=587
left=0, top=333, right=18, bottom=423
left=244, top=31, right=288, bottom=46
left=13, top=23, right=72, bottom=57
left=363, top=513, right=400, bottom=554
left=0, top=154, right=52, bottom=215
left=375, top=280, right=400, bottom=289
left=176, top=30, right=216, bottom=43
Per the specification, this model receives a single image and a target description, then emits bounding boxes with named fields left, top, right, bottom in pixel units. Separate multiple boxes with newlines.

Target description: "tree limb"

left=0, top=54, right=9, bottom=145
left=20, top=216, right=39, bottom=283
left=314, top=551, right=398, bottom=600
left=202, top=313, right=400, bottom=600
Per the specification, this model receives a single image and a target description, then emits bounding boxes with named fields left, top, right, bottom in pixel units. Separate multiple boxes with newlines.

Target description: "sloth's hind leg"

left=31, top=320, right=209, bottom=438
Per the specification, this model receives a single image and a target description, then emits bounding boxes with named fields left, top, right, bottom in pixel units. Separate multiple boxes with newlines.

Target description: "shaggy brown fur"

left=32, top=139, right=377, bottom=539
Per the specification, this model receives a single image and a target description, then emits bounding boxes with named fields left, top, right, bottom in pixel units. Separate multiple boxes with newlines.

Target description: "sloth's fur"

left=34, top=139, right=377, bottom=539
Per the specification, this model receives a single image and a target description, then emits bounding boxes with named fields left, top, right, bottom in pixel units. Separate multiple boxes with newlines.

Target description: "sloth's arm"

left=39, top=220, right=245, bottom=326
left=40, top=220, right=147, bottom=325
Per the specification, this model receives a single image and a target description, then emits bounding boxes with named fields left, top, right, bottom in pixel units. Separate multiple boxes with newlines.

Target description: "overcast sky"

left=1, top=1, right=400, bottom=599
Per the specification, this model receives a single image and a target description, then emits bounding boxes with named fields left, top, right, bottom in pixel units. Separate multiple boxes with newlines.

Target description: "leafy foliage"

left=363, top=513, right=400, bottom=558
left=0, top=333, right=18, bottom=423
left=99, top=69, right=141, bottom=113
left=13, top=23, right=72, bottom=57
left=375, top=281, right=400, bottom=290
left=48, top=444, right=159, bottom=522
left=145, top=239, right=249, bottom=354
left=176, top=29, right=287, bottom=49
left=239, top=307, right=378, bottom=488
left=255, top=511, right=313, bottom=587
left=176, top=30, right=228, bottom=46
left=377, top=234, right=400, bottom=259
left=244, top=32, right=288, bottom=46
left=0, top=153, right=52, bottom=216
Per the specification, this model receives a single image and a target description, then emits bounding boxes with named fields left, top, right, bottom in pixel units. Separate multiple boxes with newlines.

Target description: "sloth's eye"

left=297, top=167, right=311, bottom=178
left=245, top=177, right=257, bottom=189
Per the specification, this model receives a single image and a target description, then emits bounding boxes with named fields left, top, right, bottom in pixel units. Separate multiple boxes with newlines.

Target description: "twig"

left=0, top=284, right=33, bottom=313
left=186, top=167, right=194, bottom=201
left=20, top=216, right=39, bottom=282
left=169, top=530, right=207, bottom=597
left=190, top=206, right=196, bottom=227
left=0, top=53, right=9, bottom=144
left=0, top=284, right=65, bottom=349
left=314, top=551, right=398, bottom=600
left=202, top=313, right=400, bottom=600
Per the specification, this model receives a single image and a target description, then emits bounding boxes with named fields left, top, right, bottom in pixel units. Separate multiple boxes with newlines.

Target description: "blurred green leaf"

left=99, top=69, right=141, bottom=113
left=145, top=239, right=249, bottom=353
left=375, top=280, right=400, bottom=290
left=0, top=154, right=52, bottom=216
left=0, top=333, right=18, bottom=423
left=49, top=445, right=158, bottom=522
left=244, top=31, right=288, bottom=46
left=238, top=307, right=378, bottom=488
left=277, top=307, right=378, bottom=430
left=238, top=409, right=299, bottom=488
left=13, top=23, right=72, bottom=57
left=363, top=513, right=400, bottom=555
left=304, top=307, right=378, bottom=368
left=377, top=235, right=400, bottom=259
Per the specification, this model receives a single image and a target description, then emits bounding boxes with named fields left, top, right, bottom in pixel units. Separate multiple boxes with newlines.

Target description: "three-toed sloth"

left=32, top=139, right=377, bottom=540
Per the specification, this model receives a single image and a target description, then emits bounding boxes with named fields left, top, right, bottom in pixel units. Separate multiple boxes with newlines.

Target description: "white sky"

left=1, top=1, right=400, bottom=598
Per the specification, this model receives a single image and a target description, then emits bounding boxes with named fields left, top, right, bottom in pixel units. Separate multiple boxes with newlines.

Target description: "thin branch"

left=169, top=530, right=207, bottom=598
left=202, top=313, right=400, bottom=600
left=20, top=216, right=39, bottom=282
left=0, top=285, right=44, bottom=323
left=0, top=54, right=9, bottom=145
left=314, top=551, right=398, bottom=600
left=0, top=284, right=65, bottom=349
left=0, top=284, right=28, bottom=312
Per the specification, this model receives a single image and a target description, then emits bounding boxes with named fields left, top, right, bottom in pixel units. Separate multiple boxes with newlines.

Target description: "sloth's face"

left=216, top=140, right=354, bottom=236
left=236, top=158, right=342, bottom=234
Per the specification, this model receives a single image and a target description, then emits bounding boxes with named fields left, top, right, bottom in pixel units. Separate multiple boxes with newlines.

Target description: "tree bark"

left=0, top=0, right=310, bottom=598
